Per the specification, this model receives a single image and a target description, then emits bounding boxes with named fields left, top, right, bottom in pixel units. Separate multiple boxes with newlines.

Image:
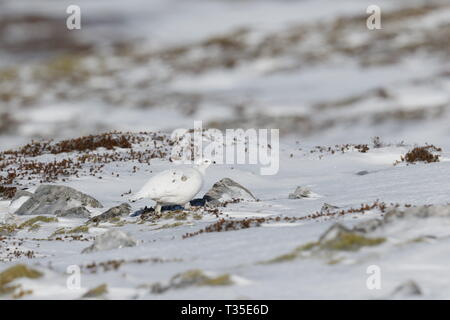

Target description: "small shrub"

left=396, top=145, right=441, bottom=165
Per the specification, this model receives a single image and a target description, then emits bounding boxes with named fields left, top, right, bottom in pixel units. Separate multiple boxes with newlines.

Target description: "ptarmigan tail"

left=129, top=192, right=145, bottom=202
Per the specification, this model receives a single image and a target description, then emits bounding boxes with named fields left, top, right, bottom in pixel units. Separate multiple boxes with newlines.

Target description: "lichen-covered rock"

left=353, top=218, right=384, bottom=233
left=203, top=178, right=256, bottom=207
left=88, top=203, right=131, bottom=223
left=15, top=185, right=103, bottom=215
left=318, top=223, right=385, bottom=251
left=151, top=269, right=233, bottom=294
left=81, top=284, right=108, bottom=299
left=82, top=229, right=137, bottom=253
left=56, top=206, right=91, bottom=218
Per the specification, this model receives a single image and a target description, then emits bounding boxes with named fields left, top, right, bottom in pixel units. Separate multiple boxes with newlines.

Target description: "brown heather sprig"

left=0, top=131, right=172, bottom=198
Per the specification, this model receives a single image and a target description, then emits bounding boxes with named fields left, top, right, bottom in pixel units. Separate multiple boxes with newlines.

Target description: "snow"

left=1, top=139, right=450, bottom=299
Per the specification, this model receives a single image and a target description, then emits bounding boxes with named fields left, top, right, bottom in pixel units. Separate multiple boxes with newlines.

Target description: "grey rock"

left=352, top=205, right=450, bottom=234
left=56, top=206, right=91, bottom=218
left=11, top=190, right=33, bottom=201
left=151, top=270, right=232, bottom=294
left=317, top=223, right=385, bottom=251
left=318, top=223, right=352, bottom=243
left=82, top=229, right=137, bottom=253
left=353, top=218, right=383, bottom=233
left=88, top=203, right=131, bottom=223
left=320, top=203, right=339, bottom=213
left=15, top=185, right=103, bottom=215
left=288, top=186, right=313, bottom=199
left=391, top=280, right=422, bottom=298
left=384, top=205, right=450, bottom=223
left=204, top=178, right=256, bottom=207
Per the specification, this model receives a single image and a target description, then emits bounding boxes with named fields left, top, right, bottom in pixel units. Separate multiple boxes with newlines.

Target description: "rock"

left=320, top=203, right=339, bottom=213
left=88, top=203, right=131, bottom=223
left=11, top=190, right=33, bottom=202
left=56, top=206, right=91, bottom=218
left=391, top=280, right=422, bottom=298
left=151, top=269, right=233, bottom=294
left=15, top=185, right=103, bottom=215
left=353, top=218, right=383, bottom=233
left=81, top=284, right=108, bottom=299
left=203, top=178, right=256, bottom=207
left=384, top=205, right=450, bottom=223
left=82, top=229, right=137, bottom=253
left=319, top=223, right=352, bottom=243
left=288, top=186, right=315, bottom=199
left=353, top=205, right=450, bottom=234
left=9, top=190, right=33, bottom=213
left=318, top=223, right=385, bottom=251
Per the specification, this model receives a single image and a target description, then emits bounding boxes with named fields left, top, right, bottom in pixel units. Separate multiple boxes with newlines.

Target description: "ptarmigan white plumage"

left=129, top=159, right=212, bottom=213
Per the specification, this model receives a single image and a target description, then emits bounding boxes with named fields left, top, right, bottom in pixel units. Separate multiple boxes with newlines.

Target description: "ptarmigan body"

left=130, top=159, right=212, bottom=213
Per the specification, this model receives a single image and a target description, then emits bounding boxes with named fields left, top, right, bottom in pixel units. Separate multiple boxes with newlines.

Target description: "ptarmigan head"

left=194, top=158, right=213, bottom=175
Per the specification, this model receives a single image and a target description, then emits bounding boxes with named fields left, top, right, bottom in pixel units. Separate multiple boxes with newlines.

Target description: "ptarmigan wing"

left=130, top=168, right=201, bottom=202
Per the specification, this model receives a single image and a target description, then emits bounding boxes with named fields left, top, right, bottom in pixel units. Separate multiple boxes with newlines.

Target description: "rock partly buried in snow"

left=14, top=185, right=103, bottom=215
left=151, top=269, right=233, bottom=294
left=56, top=206, right=91, bottom=218
left=318, top=223, right=385, bottom=251
left=9, top=190, right=33, bottom=214
left=384, top=205, right=450, bottom=223
left=320, top=203, right=339, bottom=213
left=354, top=205, right=450, bottom=234
left=288, top=186, right=318, bottom=199
left=88, top=203, right=131, bottom=223
left=82, top=229, right=137, bottom=253
left=390, top=280, right=422, bottom=298
left=11, top=190, right=33, bottom=201
left=203, top=178, right=256, bottom=207
left=353, top=218, right=383, bottom=233
left=81, top=284, right=108, bottom=299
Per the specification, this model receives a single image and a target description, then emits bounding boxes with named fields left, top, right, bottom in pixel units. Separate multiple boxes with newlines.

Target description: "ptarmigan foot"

left=155, top=203, right=162, bottom=214
left=184, top=202, right=191, bottom=211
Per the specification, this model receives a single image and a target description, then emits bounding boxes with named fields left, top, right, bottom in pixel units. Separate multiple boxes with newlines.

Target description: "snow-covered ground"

left=1, top=0, right=450, bottom=299
left=1, top=135, right=450, bottom=299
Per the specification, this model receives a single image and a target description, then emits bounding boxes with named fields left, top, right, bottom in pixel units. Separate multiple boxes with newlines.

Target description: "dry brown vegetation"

left=182, top=201, right=390, bottom=239
left=82, top=257, right=181, bottom=274
left=0, top=132, right=172, bottom=199
left=395, top=145, right=442, bottom=165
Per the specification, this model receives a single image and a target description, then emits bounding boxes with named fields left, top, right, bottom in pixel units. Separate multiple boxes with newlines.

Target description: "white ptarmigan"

left=129, top=159, right=212, bottom=213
